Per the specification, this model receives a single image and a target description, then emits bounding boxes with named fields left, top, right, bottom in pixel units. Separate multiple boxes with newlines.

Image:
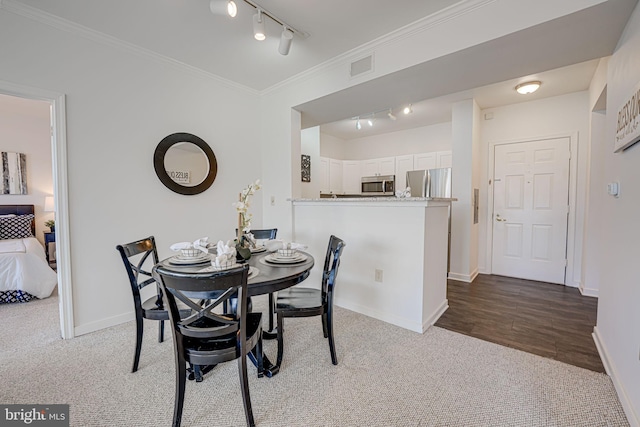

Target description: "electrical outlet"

left=374, top=269, right=383, bottom=283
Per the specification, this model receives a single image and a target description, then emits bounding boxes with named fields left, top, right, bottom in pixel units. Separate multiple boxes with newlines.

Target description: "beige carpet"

left=0, top=293, right=629, bottom=427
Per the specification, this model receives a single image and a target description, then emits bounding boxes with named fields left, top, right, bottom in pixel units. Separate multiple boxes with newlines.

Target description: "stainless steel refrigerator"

left=406, top=167, right=452, bottom=198
left=406, top=167, right=453, bottom=272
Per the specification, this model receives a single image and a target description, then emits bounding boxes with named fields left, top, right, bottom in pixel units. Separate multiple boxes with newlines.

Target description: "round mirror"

left=154, top=133, right=217, bottom=195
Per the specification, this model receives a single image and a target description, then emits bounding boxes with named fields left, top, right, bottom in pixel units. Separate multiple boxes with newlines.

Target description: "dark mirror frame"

left=153, top=132, right=218, bottom=195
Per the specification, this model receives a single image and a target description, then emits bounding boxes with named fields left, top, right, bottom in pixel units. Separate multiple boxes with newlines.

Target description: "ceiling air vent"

left=350, top=55, right=373, bottom=78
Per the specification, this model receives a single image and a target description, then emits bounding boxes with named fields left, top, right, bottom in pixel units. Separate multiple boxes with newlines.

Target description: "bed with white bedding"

left=0, top=205, right=57, bottom=303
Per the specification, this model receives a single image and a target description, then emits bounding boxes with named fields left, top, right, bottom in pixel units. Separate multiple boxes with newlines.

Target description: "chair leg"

left=321, top=312, right=328, bottom=338
left=238, top=351, right=256, bottom=427
left=268, top=293, right=275, bottom=332
left=132, top=314, right=144, bottom=373
left=173, top=360, right=187, bottom=427
left=326, top=306, right=338, bottom=365
left=255, top=335, right=264, bottom=378
left=276, top=313, right=285, bottom=367
left=158, top=319, right=165, bottom=343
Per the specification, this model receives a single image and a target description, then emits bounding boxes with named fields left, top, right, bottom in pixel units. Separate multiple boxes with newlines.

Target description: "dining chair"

left=275, top=235, right=345, bottom=367
left=236, top=227, right=278, bottom=330
left=116, top=236, right=191, bottom=373
left=152, top=264, right=263, bottom=427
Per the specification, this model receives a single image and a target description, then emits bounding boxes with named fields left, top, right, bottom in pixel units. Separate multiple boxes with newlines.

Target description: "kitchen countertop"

left=291, top=197, right=456, bottom=202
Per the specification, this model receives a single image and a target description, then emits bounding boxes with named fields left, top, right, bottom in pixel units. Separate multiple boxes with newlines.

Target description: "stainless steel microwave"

left=361, top=175, right=395, bottom=195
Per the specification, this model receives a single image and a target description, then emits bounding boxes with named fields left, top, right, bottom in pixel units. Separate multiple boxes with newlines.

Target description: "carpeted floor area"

left=0, top=293, right=630, bottom=426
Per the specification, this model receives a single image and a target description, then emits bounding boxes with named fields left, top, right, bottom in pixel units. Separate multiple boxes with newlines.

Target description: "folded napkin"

left=265, top=240, right=307, bottom=252
left=213, top=240, right=237, bottom=269
left=170, top=237, right=209, bottom=254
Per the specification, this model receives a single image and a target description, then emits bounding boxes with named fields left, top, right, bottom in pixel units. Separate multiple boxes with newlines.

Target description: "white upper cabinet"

left=437, top=150, right=452, bottom=168
left=362, top=157, right=395, bottom=176
left=329, top=159, right=343, bottom=193
left=342, top=160, right=362, bottom=194
left=319, top=157, right=330, bottom=193
left=395, top=155, right=414, bottom=190
left=414, top=152, right=437, bottom=170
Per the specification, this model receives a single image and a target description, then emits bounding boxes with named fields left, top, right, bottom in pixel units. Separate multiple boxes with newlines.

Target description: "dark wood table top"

left=155, top=250, right=315, bottom=297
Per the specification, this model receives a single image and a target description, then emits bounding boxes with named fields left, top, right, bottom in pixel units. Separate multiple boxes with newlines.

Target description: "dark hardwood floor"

left=435, top=274, right=605, bottom=373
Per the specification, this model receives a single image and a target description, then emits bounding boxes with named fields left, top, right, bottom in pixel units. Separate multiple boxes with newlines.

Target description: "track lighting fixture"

left=355, top=119, right=362, bottom=130
left=253, top=9, right=266, bottom=41
left=388, top=109, right=396, bottom=121
left=279, top=27, right=294, bottom=55
left=367, top=118, right=373, bottom=127
left=403, top=104, right=413, bottom=115
left=210, top=0, right=237, bottom=17
left=210, top=0, right=309, bottom=55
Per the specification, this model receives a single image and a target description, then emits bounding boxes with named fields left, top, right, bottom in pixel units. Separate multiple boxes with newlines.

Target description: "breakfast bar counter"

left=290, top=197, right=454, bottom=333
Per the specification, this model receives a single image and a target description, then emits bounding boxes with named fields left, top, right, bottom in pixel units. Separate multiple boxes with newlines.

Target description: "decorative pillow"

left=0, top=214, right=34, bottom=239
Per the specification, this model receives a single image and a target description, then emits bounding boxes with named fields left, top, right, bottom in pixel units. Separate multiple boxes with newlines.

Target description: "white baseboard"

left=579, top=284, right=599, bottom=298
left=592, top=327, right=640, bottom=427
left=448, top=268, right=478, bottom=283
left=74, top=311, right=134, bottom=337
left=422, top=299, right=448, bottom=333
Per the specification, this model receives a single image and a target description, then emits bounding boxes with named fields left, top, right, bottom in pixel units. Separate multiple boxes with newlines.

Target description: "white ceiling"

left=5, top=0, right=638, bottom=140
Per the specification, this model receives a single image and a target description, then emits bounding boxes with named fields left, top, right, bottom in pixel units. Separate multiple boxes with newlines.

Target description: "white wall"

left=337, top=122, right=452, bottom=160
left=0, top=95, right=53, bottom=246
left=594, top=4, right=640, bottom=425
left=478, top=92, right=590, bottom=289
left=0, top=10, right=261, bottom=335
left=319, top=132, right=345, bottom=159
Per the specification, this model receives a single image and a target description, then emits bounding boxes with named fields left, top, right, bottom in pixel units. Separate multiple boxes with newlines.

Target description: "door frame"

left=0, top=79, right=74, bottom=338
left=485, top=132, right=579, bottom=287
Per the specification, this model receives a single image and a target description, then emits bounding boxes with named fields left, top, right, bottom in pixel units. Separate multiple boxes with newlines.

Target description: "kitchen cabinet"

left=437, top=151, right=452, bottom=168
left=362, top=157, right=395, bottom=177
left=414, top=152, right=437, bottom=170
left=342, top=160, right=362, bottom=194
left=395, top=154, right=414, bottom=190
left=329, top=159, right=343, bottom=193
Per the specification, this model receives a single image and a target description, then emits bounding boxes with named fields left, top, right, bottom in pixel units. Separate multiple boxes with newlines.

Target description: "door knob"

left=495, top=214, right=507, bottom=222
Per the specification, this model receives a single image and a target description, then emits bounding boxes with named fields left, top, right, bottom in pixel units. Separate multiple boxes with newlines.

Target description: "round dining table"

left=154, top=249, right=315, bottom=377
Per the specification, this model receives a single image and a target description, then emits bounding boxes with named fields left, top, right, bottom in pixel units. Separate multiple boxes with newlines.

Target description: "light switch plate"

left=607, top=182, right=620, bottom=197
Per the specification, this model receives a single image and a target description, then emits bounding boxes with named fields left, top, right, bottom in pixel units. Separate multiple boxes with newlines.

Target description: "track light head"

left=279, top=27, right=294, bottom=55
left=388, top=109, right=396, bottom=121
left=356, top=119, right=362, bottom=130
left=253, top=10, right=266, bottom=41
left=403, top=104, right=413, bottom=115
left=367, top=118, right=373, bottom=127
left=210, top=0, right=237, bottom=17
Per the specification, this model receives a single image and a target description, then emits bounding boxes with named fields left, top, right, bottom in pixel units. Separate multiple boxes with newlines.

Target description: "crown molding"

left=261, top=0, right=498, bottom=95
left=0, top=0, right=259, bottom=96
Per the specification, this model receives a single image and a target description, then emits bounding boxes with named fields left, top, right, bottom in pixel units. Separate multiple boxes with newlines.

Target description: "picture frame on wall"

left=614, top=80, right=640, bottom=152
left=0, top=151, right=27, bottom=195
left=301, top=154, right=311, bottom=182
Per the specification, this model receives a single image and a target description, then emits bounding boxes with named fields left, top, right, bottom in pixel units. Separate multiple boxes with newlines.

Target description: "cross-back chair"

left=152, top=263, right=263, bottom=427
left=275, top=235, right=345, bottom=368
left=116, top=236, right=191, bottom=373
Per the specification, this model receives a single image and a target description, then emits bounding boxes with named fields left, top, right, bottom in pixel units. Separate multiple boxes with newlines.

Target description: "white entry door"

left=492, top=137, right=570, bottom=284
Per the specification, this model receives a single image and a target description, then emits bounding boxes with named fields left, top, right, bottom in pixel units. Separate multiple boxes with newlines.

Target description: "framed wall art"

left=1, top=151, right=27, bottom=195
left=301, top=154, right=311, bottom=182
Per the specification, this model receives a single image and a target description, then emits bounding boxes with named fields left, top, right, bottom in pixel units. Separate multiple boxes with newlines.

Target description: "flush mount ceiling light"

left=403, top=104, right=413, bottom=115
left=253, top=9, right=266, bottom=41
left=515, top=81, right=541, bottom=95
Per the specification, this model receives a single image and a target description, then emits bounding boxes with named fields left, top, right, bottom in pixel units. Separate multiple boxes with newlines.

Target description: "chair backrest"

left=116, top=236, right=161, bottom=308
left=237, top=228, right=277, bottom=240
left=153, top=265, right=251, bottom=345
left=322, top=235, right=346, bottom=298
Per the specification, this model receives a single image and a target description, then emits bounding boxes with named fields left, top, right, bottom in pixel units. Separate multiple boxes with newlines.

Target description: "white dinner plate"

left=250, top=246, right=267, bottom=254
left=264, top=253, right=307, bottom=264
left=168, top=254, right=211, bottom=265
left=196, top=265, right=259, bottom=279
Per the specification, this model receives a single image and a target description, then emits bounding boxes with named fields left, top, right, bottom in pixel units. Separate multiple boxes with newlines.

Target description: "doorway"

left=0, top=80, right=73, bottom=338
left=490, top=137, right=571, bottom=284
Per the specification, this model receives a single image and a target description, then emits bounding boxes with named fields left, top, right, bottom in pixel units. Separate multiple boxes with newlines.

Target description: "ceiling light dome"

left=515, top=81, right=541, bottom=94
